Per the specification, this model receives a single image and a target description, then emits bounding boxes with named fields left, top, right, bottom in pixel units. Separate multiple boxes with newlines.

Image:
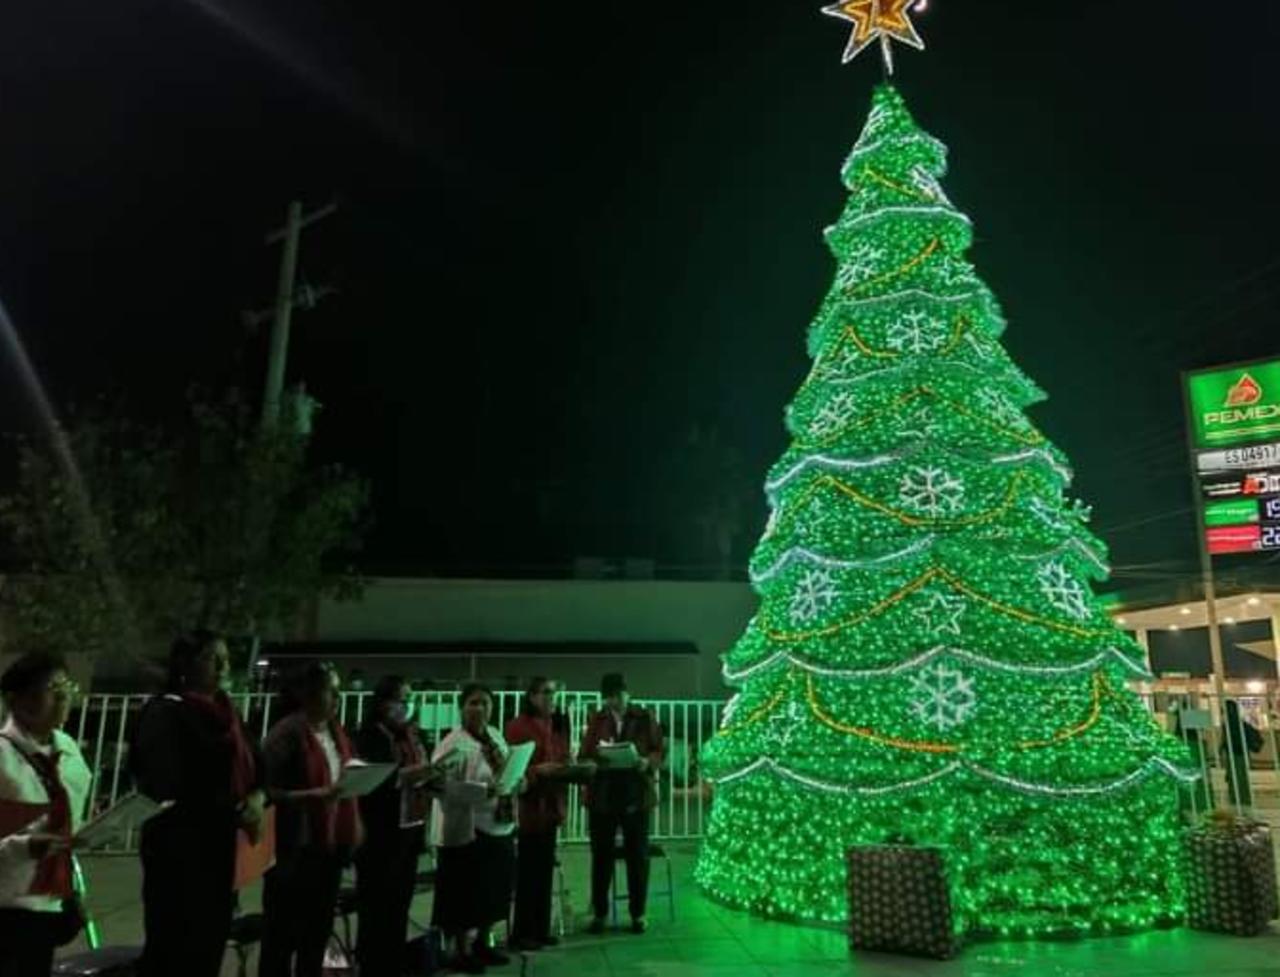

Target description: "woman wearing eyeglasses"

left=132, top=630, right=265, bottom=977
left=354, top=676, right=441, bottom=977
left=504, top=677, right=571, bottom=952
left=0, top=653, right=91, bottom=977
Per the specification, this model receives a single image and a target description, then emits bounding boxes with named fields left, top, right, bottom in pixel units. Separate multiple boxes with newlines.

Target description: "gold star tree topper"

left=821, top=0, right=926, bottom=74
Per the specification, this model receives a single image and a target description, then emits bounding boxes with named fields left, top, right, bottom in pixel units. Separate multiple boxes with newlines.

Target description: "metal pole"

left=1182, top=372, right=1229, bottom=704
left=262, top=201, right=303, bottom=429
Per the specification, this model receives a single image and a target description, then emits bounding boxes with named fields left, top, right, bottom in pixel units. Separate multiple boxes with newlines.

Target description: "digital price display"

left=1207, top=523, right=1280, bottom=555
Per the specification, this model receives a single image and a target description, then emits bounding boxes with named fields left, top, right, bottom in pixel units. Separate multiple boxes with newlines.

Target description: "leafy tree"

left=0, top=389, right=367, bottom=673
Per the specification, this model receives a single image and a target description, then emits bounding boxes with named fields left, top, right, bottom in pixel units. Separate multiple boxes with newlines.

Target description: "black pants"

left=138, top=820, right=236, bottom=977
left=589, top=808, right=650, bottom=921
left=356, top=830, right=421, bottom=977
left=0, top=907, right=59, bottom=977
left=259, top=849, right=343, bottom=977
left=512, top=829, right=557, bottom=942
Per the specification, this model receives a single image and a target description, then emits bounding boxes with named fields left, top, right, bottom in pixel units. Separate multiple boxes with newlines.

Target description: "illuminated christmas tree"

left=694, top=76, right=1197, bottom=935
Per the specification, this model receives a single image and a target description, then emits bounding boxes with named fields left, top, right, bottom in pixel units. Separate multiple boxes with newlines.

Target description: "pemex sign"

left=1187, top=360, right=1280, bottom=449
left=1186, top=357, right=1280, bottom=555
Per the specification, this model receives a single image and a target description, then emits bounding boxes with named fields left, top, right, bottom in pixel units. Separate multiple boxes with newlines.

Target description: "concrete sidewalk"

left=64, top=843, right=1280, bottom=977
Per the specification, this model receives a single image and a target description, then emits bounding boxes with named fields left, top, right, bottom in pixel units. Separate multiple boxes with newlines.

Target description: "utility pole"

left=260, top=200, right=337, bottom=429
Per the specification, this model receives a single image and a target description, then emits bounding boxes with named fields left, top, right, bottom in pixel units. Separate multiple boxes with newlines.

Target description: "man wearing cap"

left=579, top=673, right=664, bottom=934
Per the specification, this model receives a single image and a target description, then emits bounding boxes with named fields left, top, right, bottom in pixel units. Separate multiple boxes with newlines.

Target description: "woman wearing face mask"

left=0, top=652, right=91, bottom=977
left=132, top=630, right=265, bottom=977
left=260, top=662, right=363, bottom=977
left=430, top=683, right=519, bottom=974
left=354, top=676, right=441, bottom=977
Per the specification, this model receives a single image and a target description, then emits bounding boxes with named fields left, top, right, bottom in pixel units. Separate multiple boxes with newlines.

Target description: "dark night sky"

left=1, top=2, right=1279, bottom=583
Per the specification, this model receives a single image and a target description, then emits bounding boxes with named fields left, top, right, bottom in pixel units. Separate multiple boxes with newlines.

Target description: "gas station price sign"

left=1187, top=358, right=1280, bottom=557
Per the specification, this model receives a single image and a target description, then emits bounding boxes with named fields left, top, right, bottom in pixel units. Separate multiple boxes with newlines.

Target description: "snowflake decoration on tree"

left=975, top=388, right=1025, bottom=430
left=836, top=244, right=886, bottom=290
left=790, top=568, right=840, bottom=623
left=899, top=466, right=965, bottom=517
left=936, top=259, right=977, bottom=290
left=1037, top=561, right=1091, bottom=620
left=912, top=591, right=967, bottom=637
left=886, top=310, right=946, bottom=354
left=909, top=662, right=977, bottom=732
left=808, top=391, right=858, bottom=438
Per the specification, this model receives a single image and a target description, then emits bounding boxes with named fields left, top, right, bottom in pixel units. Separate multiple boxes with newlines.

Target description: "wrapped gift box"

left=1184, top=817, right=1278, bottom=936
left=847, top=844, right=959, bottom=959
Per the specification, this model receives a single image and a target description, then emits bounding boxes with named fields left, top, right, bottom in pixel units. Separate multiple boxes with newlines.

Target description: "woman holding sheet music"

left=132, top=630, right=266, bottom=977
left=0, top=652, right=91, bottom=977
left=261, top=662, right=364, bottom=977
left=430, top=682, right=522, bottom=974
left=354, top=676, right=442, bottom=977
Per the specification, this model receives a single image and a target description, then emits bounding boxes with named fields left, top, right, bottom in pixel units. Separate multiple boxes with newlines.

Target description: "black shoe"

left=475, top=945, right=511, bottom=967
left=630, top=917, right=648, bottom=934
left=539, top=935, right=561, bottom=948
left=449, top=955, right=486, bottom=974
left=586, top=917, right=606, bottom=935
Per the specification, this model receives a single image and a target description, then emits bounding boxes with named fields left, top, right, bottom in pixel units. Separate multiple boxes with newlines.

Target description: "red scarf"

left=4, top=738, right=72, bottom=898
left=465, top=728, right=513, bottom=825
left=182, top=691, right=256, bottom=801
left=391, top=724, right=425, bottom=769
left=301, top=720, right=362, bottom=850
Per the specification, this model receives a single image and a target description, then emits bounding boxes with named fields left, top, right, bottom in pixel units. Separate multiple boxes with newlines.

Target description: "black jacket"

left=131, top=694, right=264, bottom=852
left=355, top=721, right=428, bottom=855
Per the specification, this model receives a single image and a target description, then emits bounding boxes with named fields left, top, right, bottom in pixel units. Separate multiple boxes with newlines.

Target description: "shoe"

left=539, top=935, right=561, bottom=948
left=448, top=955, right=486, bottom=974
left=586, top=917, right=606, bottom=935
left=475, top=945, right=511, bottom=967
left=630, top=917, right=648, bottom=934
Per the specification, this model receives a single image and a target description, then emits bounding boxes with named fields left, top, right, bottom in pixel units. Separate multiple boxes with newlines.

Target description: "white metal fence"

left=68, top=687, right=1280, bottom=854
left=67, top=690, right=725, bottom=852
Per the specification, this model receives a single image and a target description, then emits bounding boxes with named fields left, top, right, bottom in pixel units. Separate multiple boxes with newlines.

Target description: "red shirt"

left=579, top=706, right=665, bottom=814
left=504, top=713, right=569, bottom=834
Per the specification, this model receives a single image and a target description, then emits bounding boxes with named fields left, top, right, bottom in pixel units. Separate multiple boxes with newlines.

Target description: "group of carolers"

left=0, top=635, right=665, bottom=977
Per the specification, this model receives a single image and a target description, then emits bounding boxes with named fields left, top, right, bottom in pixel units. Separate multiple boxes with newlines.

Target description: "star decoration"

left=769, top=698, right=806, bottom=752
left=912, top=591, right=966, bottom=636
left=821, top=0, right=925, bottom=72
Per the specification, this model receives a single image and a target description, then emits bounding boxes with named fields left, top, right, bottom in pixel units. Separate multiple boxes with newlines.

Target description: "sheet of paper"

left=336, top=761, right=396, bottom=799
left=599, top=742, right=639, bottom=767
left=76, top=793, right=171, bottom=849
left=454, top=780, right=489, bottom=804
left=496, top=742, right=535, bottom=796
left=0, top=799, right=48, bottom=838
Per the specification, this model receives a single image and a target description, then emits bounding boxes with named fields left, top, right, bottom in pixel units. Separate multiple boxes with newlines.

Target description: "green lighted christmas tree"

left=694, top=80, right=1197, bottom=936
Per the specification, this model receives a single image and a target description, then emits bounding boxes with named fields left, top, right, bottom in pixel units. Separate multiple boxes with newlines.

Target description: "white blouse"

left=0, top=718, right=92, bottom=912
left=429, top=725, right=515, bottom=847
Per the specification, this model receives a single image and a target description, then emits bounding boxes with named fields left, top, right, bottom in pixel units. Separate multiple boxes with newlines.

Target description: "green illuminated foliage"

left=694, top=85, right=1194, bottom=936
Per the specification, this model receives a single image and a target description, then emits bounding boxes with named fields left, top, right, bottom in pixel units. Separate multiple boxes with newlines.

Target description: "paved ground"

left=64, top=842, right=1280, bottom=976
